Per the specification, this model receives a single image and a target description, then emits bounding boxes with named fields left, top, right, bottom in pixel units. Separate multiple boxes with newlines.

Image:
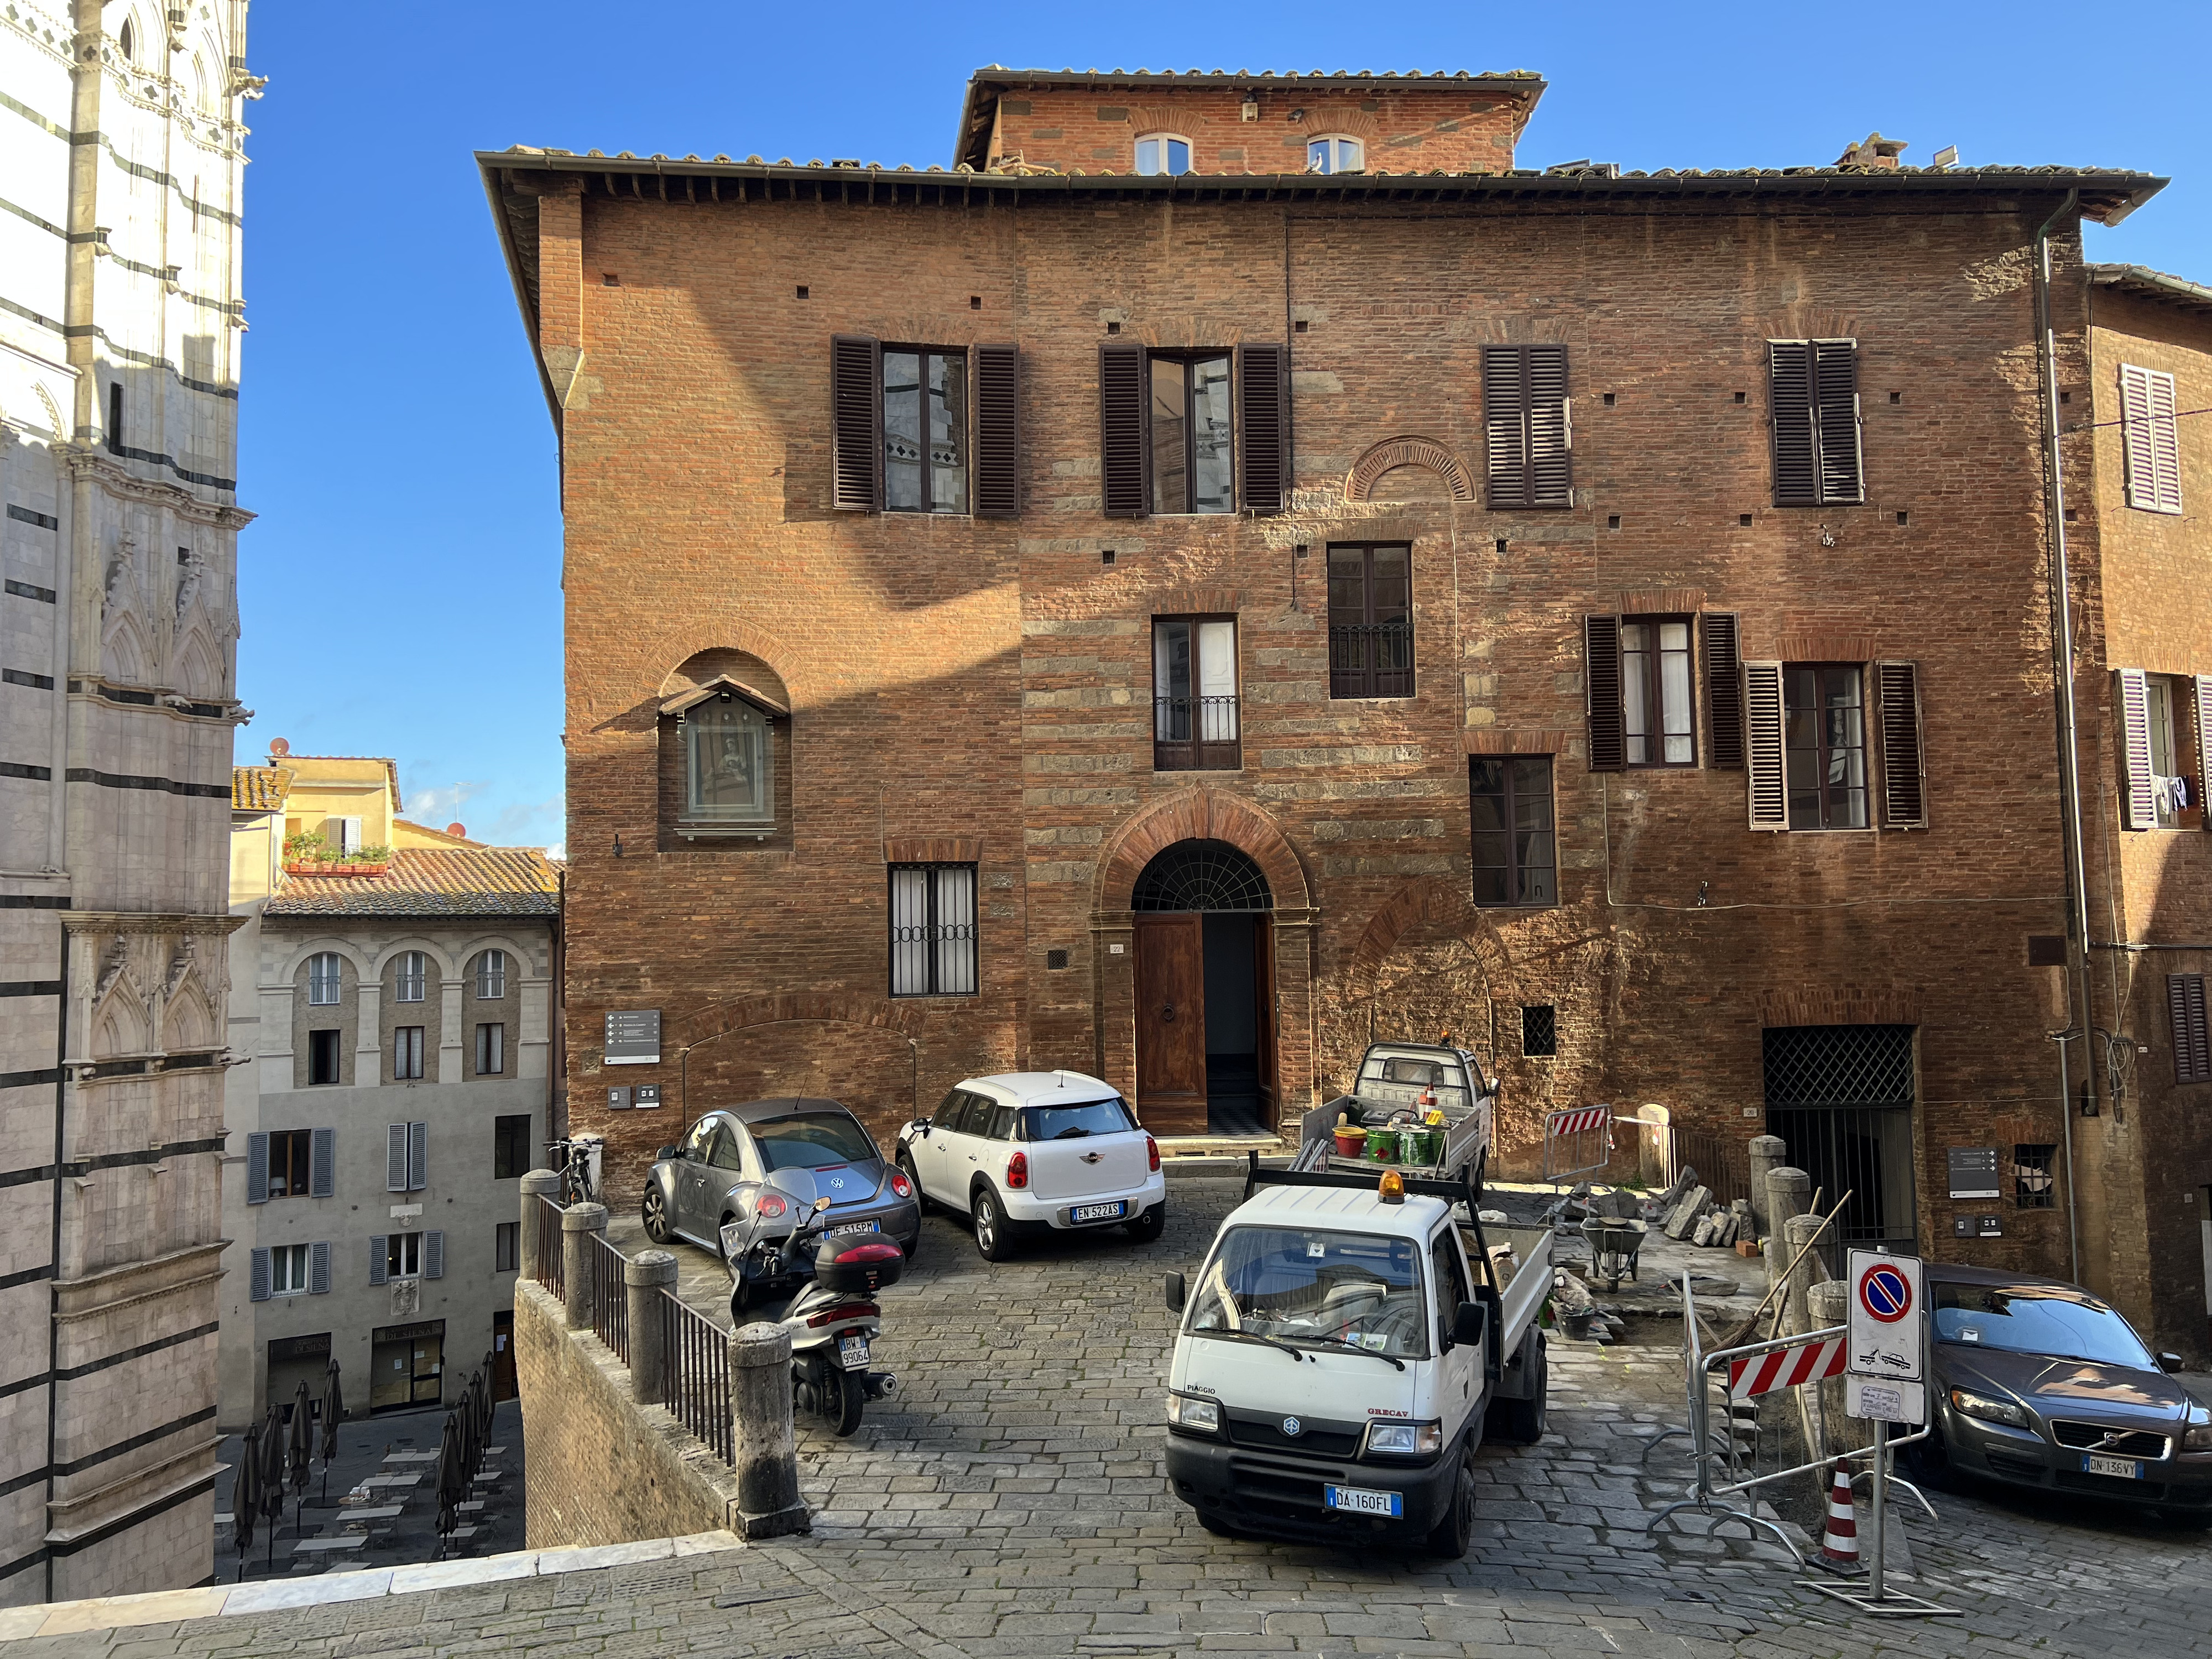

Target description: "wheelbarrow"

left=1579, top=1214, right=1647, bottom=1290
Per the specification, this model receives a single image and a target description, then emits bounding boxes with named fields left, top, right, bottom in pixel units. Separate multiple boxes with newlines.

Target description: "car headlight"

left=1167, top=1394, right=1220, bottom=1433
left=1949, top=1387, right=2033, bottom=1431
left=1363, top=1420, right=1443, bottom=1457
left=2183, top=1420, right=2212, bottom=1452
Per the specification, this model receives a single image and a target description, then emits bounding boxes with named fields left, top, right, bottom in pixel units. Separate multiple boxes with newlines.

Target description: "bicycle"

left=547, top=1137, right=598, bottom=1204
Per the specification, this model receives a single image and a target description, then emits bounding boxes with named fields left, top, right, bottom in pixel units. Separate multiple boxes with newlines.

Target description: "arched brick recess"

left=1093, top=786, right=1312, bottom=914
left=1344, top=437, right=1474, bottom=504
left=682, top=990, right=927, bottom=1046
left=1345, top=878, right=1512, bottom=1004
left=1755, top=986, right=1921, bottom=1028
left=653, top=620, right=796, bottom=701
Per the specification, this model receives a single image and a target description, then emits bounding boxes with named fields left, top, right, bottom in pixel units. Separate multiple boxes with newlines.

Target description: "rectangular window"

left=889, top=863, right=978, bottom=997
left=1326, top=545, right=1413, bottom=699
left=2170, top=974, right=2210, bottom=1084
left=386, top=1232, right=421, bottom=1280
left=393, top=951, right=426, bottom=1003
left=1622, top=618, right=1695, bottom=766
left=474, top=1022, right=505, bottom=1076
left=308, top=1029, right=341, bottom=1086
left=1783, top=665, right=1869, bottom=830
left=1481, top=345, right=1572, bottom=509
left=1522, top=1004, right=1558, bottom=1058
left=1470, top=757, right=1557, bottom=906
left=1152, top=617, right=1240, bottom=770
left=2139, top=673, right=2195, bottom=830
left=2119, top=362, right=2183, bottom=514
left=495, top=1222, right=518, bottom=1274
left=270, top=1242, right=310, bottom=1295
left=883, top=348, right=968, bottom=513
left=475, top=950, right=507, bottom=1000
left=2013, top=1145, right=2058, bottom=1210
left=307, top=952, right=342, bottom=1005
left=1149, top=353, right=1234, bottom=514
left=267, top=1129, right=312, bottom=1198
left=493, top=1113, right=532, bottom=1181
left=392, top=1025, right=424, bottom=1081
left=1768, top=338, right=1864, bottom=506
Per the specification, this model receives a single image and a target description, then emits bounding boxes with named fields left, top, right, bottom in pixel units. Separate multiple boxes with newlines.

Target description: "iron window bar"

left=1151, top=696, right=1240, bottom=771
left=1327, top=622, right=1415, bottom=699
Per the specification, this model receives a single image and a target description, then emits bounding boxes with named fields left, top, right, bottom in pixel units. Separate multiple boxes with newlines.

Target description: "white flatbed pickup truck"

left=1300, top=1041, right=1496, bottom=1186
left=1161, top=1163, right=1552, bottom=1554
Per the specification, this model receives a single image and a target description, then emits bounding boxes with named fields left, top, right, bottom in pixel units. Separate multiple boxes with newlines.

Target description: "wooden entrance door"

left=1253, top=915, right=1277, bottom=1128
left=1134, top=914, right=1207, bottom=1133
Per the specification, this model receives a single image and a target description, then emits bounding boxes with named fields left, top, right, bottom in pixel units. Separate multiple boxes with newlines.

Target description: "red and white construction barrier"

left=1545, top=1106, right=1611, bottom=1139
left=1725, top=1335, right=1848, bottom=1400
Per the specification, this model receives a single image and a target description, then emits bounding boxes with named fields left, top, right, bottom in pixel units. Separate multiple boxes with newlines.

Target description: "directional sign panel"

left=1847, top=1248, right=1925, bottom=1384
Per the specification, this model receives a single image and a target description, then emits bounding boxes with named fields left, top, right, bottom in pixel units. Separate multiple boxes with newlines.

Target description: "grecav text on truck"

left=1161, top=1165, right=1552, bottom=1554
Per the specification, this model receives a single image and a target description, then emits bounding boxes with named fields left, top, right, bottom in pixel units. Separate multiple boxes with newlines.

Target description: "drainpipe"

left=2033, top=187, right=2090, bottom=1280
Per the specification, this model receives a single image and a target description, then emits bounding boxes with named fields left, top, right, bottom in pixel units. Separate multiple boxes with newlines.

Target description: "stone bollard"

left=1780, top=1212, right=1831, bottom=1333
left=561, top=1202, right=608, bottom=1331
left=1808, top=1280, right=1855, bottom=1465
left=1764, top=1167, right=1811, bottom=1297
left=729, top=1321, right=810, bottom=1539
left=1746, top=1135, right=1787, bottom=1239
left=625, top=1250, right=679, bottom=1406
left=518, top=1170, right=562, bottom=1280
left=1636, top=1104, right=1671, bottom=1191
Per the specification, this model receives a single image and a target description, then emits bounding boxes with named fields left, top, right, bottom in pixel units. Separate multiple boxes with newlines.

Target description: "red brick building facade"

left=481, top=67, right=2212, bottom=1353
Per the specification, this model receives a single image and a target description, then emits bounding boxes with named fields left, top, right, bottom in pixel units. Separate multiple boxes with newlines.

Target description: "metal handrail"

left=660, top=1289, right=733, bottom=1465
left=589, top=1233, right=628, bottom=1364
left=1151, top=694, right=1240, bottom=743
left=534, top=1194, right=565, bottom=1297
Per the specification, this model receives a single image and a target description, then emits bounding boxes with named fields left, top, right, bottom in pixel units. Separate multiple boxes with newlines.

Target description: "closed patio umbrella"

left=474, top=1360, right=493, bottom=1444
left=231, top=1420, right=261, bottom=1575
left=481, top=1349, right=498, bottom=1420
left=457, top=1383, right=479, bottom=1481
left=434, top=1410, right=465, bottom=1554
left=318, top=1360, right=345, bottom=1504
left=257, top=1404, right=286, bottom=1571
left=288, top=1379, right=314, bottom=1522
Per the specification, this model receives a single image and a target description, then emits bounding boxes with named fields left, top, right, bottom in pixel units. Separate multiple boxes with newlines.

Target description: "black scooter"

left=721, top=1167, right=904, bottom=1436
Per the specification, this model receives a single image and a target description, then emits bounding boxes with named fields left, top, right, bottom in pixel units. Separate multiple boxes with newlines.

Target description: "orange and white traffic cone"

left=1816, top=1461, right=1861, bottom=1571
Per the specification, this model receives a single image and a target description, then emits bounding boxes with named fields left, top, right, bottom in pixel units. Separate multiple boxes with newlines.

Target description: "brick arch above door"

left=1092, top=786, right=1313, bottom=916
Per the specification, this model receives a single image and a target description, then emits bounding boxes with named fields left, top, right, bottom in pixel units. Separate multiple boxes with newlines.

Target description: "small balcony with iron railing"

left=1152, top=695, right=1240, bottom=771
left=1328, top=621, right=1414, bottom=700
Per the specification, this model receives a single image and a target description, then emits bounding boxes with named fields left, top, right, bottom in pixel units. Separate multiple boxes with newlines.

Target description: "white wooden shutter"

left=246, top=1131, right=269, bottom=1204
left=310, top=1240, right=331, bottom=1294
left=1198, top=621, right=1237, bottom=741
left=408, top=1121, right=427, bottom=1192
left=2120, top=363, right=2183, bottom=515
left=310, top=1127, right=335, bottom=1198
left=369, top=1235, right=388, bottom=1285
left=2196, top=678, right=2212, bottom=832
left=385, top=1124, right=407, bottom=1192
left=2117, top=669, right=2157, bottom=830
left=1744, top=661, right=1787, bottom=830
left=249, top=1246, right=270, bottom=1301
left=424, top=1230, right=445, bottom=1280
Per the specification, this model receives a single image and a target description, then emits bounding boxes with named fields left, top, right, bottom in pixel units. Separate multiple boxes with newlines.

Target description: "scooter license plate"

left=1324, top=1485, right=1402, bottom=1518
left=838, top=1335, right=870, bottom=1371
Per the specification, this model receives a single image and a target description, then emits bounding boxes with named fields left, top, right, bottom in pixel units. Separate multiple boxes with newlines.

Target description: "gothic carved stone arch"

left=1344, top=436, right=1475, bottom=504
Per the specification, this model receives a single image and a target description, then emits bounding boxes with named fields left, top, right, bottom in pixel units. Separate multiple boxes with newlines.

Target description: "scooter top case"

left=813, top=1235, right=905, bottom=1296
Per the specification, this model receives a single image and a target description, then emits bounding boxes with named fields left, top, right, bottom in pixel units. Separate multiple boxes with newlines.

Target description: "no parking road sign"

left=1848, top=1248, right=1925, bottom=1384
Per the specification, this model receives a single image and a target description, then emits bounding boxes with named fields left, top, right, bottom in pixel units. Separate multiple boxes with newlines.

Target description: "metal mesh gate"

left=1764, top=1025, right=1917, bottom=1252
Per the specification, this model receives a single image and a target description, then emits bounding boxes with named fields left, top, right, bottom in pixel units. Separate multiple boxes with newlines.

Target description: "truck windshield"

left=1022, top=1097, right=1135, bottom=1140
left=1186, top=1225, right=1428, bottom=1359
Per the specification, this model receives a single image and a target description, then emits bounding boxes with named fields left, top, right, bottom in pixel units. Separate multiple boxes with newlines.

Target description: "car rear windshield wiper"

left=1194, top=1328, right=1305, bottom=1362
left=1052, top=1127, right=1092, bottom=1139
left=1290, top=1337, right=1407, bottom=1371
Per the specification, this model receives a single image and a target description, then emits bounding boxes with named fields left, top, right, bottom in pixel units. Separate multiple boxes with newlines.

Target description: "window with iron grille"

left=475, top=949, right=507, bottom=1000
left=1470, top=757, right=1556, bottom=907
left=2013, top=1145, right=2057, bottom=1209
left=884, top=348, right=968, bottom=513
left=1130, top=840, right=1272, bottom=912
left=1153, top=617, right=1240, bottom=770
left=1763, top=1024, right=1917, bottom=1250
left=1784, top=665, right=1868, bottom=830
left=306, top=951, right=342, bottom=1005
left=889, top=864, right=978, bottom=997
left=1327, top=545, right=1412, bottom=699
left=1522, top=1005, right=1557, bottom=1058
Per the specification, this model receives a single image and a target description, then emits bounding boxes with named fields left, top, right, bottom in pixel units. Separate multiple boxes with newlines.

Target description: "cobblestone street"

left=14, top=1175, right=2210, bottom=1657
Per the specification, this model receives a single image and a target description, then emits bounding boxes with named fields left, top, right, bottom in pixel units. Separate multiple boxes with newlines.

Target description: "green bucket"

left=1399, top=1126, right=1443, bottom=1167
left=1364, top=1128, right=1401, bottom=1162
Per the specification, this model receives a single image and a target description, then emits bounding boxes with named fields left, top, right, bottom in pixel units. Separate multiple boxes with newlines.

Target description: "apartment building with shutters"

left=218, top=750, right=561, bottom=1430
left=481, top=65, right=2212, bottom=1353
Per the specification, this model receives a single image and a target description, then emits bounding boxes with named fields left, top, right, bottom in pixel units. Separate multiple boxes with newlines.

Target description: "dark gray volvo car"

left=641, top=1097, right=921, bottom=1265
left=1911, top=1262, right=2212, bottom=1517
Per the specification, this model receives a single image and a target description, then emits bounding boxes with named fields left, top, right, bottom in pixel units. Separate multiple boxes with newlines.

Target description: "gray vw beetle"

left=640, top=1097, right=922, bottom=1269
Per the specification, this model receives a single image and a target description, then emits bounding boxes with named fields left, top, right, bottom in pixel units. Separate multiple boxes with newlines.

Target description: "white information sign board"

left=1846, top=1374, right=1928, bottom=1426
left=1846, top=1248, right=1925, bottom=1384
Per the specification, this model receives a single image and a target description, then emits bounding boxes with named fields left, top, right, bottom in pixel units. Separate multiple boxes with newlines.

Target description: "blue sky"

left=234, top=1, right=2211, bottom=856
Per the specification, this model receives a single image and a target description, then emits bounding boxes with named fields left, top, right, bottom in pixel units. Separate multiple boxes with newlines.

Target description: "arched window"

left=1307, top=136, right=1364, bottom=175
left=306, top=952, right=342, bottom=1005
left=684, top=693, right=774, bottom=825
left=1131, top=840, right=1273, bottom=912
left=1134, top=135, right=1191, bottom=176
left=117, top=16, right=134, bottom=60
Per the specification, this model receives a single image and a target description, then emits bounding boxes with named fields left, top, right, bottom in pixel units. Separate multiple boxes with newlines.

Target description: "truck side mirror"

left=1164, top=1271, right=1186, bottom=1314
left=1452, top=1301, right=1489, bottom=1349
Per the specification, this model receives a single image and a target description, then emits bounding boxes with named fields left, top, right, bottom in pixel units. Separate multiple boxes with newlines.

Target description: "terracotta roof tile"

left=232, top=765, right=295, bottom=812
left=265, top=847, right=561, bottom=921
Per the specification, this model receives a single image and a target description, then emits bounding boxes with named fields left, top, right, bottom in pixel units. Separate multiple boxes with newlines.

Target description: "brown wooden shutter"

left=973, top=343, right=1020, bottom=518
left=1768, top=341, right=1818, bottom=506
left=1701, top=612, right=1745, bottom=769
left=1584, top=615, right=1625, bottom=773
left=1526, top=345, right=1572, bottom=508
left=1813, top=339, right=1864, bottom=504
left=831, top=333, right=881, bottom=512
left=1483, top=346, right=1530, bottom=509
left=1099, top=342, right=1148, bottom=517
left=2195, top=677, right=2212, bottom=832
left=1875, top=660, right=1928, bottom=828
left=1744, top=660, right=1787, bottom=830
left=1238, top=343, right=1290, bottom=514
left=2169, top=974, right=2211, bottom=1083
left=2116, top=668, right=2156, bottom=830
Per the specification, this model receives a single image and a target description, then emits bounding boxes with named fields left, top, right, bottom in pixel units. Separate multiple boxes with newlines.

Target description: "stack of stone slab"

left=1667, top=1189, right=1759, bottom=1249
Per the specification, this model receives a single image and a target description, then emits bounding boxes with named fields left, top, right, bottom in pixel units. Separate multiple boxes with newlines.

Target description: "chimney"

left=1835, top=132, right=1908, bottom=171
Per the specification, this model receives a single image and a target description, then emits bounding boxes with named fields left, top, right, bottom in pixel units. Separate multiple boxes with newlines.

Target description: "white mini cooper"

left=895, top=1071, right=1167, bottom=1260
